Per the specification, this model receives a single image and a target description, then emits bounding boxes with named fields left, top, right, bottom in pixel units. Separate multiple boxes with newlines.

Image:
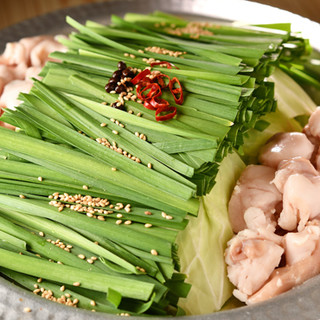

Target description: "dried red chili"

left=150, top=61, right=178, bottom=69
left=143, top=99, right=157, bottom=111
left=153, top=74, right=170, bottom=89
left=155, top=106, right=177, bottom=122
left=129, top=64, right=183, bottom=121
left=169, top=77, right=184, bottom=105
left=150, top=97, right=170, bottom=109
left=136, top=83, right=161, bottom=101
left=131, top=69, right=151, bottom=85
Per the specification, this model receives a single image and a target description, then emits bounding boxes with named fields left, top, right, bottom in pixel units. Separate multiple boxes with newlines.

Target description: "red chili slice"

left=131, top=69, right=151, bottom=85
left=143, top=99, right=157, bottom=110
left=150, top=97, right=170, bottom=108
left=155, top=106, right=177, bottom=122
left=153, top=74, right=171, bottom=89
left=150, top=61, right=178, bottom=69
left=169, top=77, right=184, bottom=105
left=136, top=83, right=162, bottom=101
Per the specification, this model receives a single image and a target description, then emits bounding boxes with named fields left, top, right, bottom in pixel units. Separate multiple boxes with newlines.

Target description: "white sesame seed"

left=73, top=282, right=81, bottom=287
left=147, top=163, right=152, bottom=169
left=124, top=220, right=132, bottom=225
left=144, top=211, right=152, bottom=215
left=82, top=185, right=89, bottom=190
left=24, top=307, right=32, bottom=313
left=39, top=232, right=44, bottom=237
left=78, top=254, right=85, bottom=260
left=19, top=194, right=26, bottom=199
left=116, top=213, right=123, bottom=218
left=87, top=258, right=94, bottom=264
left=111, top=167, right=117, bottom=171
left=151, top=249, right=158, bottom=256
left=145, top=223, right=152, bottom=228
left=100, top=123, right=107, bottom=127
left=60, top=285, right=65, bottom=292
left=38, top=176, right=43, bottom=182
left=116, top=220, right=122, bottom=225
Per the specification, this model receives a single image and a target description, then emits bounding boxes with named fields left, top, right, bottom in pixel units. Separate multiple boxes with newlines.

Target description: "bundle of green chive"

left=0, top=11, right=310, bottom=315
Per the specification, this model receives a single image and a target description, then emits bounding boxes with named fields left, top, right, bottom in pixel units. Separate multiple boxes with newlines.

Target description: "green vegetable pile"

left=0, top=11, right=316, bottom=316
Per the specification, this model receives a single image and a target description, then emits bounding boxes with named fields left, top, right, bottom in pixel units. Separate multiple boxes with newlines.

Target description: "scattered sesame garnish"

left=39, top=231, right=44, bottom=237
left=116, top=220, right=122, bottom=225
left=124, top=220, right=132, bottom=225
left=60, top=285, right=65, bottom=292
left=19, top=194, right=26, bottom=199
left=82, top=185, right=89, bottom=190
left=144, top=211, right=152, bottom=215
left=78, top=254, right=85, bottom=260
left=144, top=223, right=152, bottom=228
left=100, top=122, right=107, bottom=127
left=37, top=176, right=43, bottom=182
left=136, top=266, right=146, bottom=272
left=151, top=249, right=158, bottom=256
left=23, top=307, right=32, bottom=313
left=73, top=282, right=81, bottom=287
left=111, top=167, right=117, bottom=171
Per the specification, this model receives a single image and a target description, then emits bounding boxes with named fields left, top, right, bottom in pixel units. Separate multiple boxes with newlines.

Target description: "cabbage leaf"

left=177, top=152, right=245, bottom=315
